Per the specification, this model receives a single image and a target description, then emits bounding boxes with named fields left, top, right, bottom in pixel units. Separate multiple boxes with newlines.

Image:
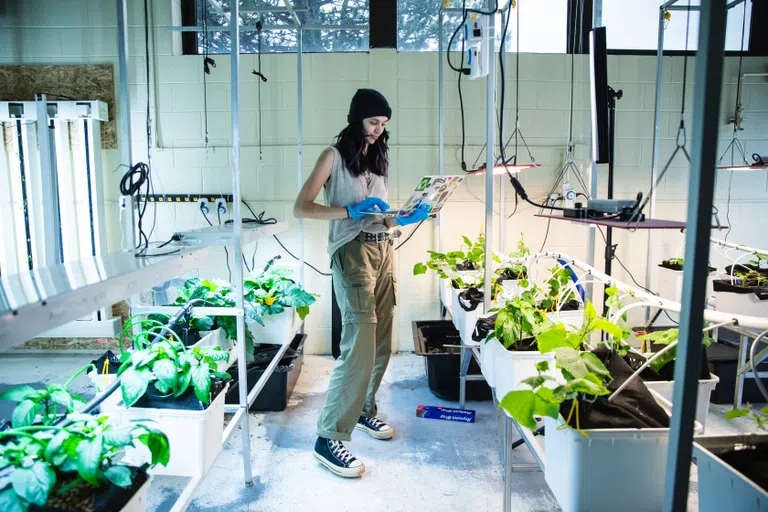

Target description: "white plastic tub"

left=439, top=279, right=451, bottom=314
left=248, top=309, right=296, bottom=345
left=120, top=384, right=228, bottom=478
left=458, top=295, right=484, bottom=346
left=659, top=266, right=717, bottom=304
left=715, top=287, right=768, bottom=318
left=644, top=373, right=719, bottom=432
left=480, top=334, right=502, bottom=388
left=121, top=476, right=152, bottom=512
left=499, top=279, right=528, bottom=299
left=450, top=288, right=465, bottom=331
left=693, top=434, right=768, bottom=512
left=545, top=310, right=585, bottom=329
left=544, top=391, right=702, bottom=512
left=493, top=347, right=558, bottom=405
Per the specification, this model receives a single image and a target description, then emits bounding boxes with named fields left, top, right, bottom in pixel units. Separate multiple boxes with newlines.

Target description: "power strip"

left=138, top=194, right=235, bottom=203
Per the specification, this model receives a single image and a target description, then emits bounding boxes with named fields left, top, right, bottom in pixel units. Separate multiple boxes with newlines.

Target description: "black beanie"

left=347, top=88, right=392, bottom=124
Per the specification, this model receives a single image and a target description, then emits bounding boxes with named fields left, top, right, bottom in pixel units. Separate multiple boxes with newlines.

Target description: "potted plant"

left=658, top=257, right=718, bottom=304
left=500, top=338, right=691, bottom=512
left=114, top=332, right=231, bottom=478
left=0, top=412, right=169, bottom=512
left=494, top=233, right=531, bottom=299
left=635, top=327, right=719, bottom=431
left=538, top=265, right=585, bottom=329
left=714, top=269, right=768, bottom=317
left=694, top=405, right=768, bottom=512
left=243, top=268, right=317, bottom=347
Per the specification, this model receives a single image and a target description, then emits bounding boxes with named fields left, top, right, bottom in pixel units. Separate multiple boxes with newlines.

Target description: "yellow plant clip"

left=565, top=399, right=589, bottom=438
left=101, top=359, right=110, bottom=375
left=512, top=0, right=517, bottom=8
left=640, top=338, right=649, bottom=353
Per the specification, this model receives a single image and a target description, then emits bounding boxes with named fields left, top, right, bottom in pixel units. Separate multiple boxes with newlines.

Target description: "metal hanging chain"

left=718, top=0, right=750, bottom=167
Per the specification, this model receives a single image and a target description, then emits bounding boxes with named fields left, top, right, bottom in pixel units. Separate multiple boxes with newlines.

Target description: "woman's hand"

left=395, top=204, right=430, bottom=226
left=347, top=197, right=390, bottom=219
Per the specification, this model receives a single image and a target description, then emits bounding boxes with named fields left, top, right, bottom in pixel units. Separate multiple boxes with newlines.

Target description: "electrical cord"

left=216, top=208, right=233, bottom=282
left=395, top=221, right=424, bottom=251
left=596, top=227, right=653, bottom=293
left=273, top=235, right=331, bottom=277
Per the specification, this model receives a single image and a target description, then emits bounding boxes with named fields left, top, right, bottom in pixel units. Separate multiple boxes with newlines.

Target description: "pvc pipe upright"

left=645, top=6, right=667, bottom=320
left=116, top=0, right=136, bottom=252
left=229, top=0, right=255, bottom=487
left=438, top=7, right=445, bottom=257
left=664, top=0, right=727, bottom=507
left=585, top=0, right=602, bottom=304
left=484, top=18, right=496, bottom=312
left=297, top=28, right=305, bottom=299
left=498, top=10, right=506, bottom=255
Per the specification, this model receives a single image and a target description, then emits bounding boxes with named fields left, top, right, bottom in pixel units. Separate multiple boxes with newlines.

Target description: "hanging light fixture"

left=470, top=0, right=540, bottom=176
left=716, top=1, right=765, bottom=172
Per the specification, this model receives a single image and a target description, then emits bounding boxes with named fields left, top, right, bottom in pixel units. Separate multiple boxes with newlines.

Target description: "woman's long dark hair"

left=334, top=121, right=389, bottom=177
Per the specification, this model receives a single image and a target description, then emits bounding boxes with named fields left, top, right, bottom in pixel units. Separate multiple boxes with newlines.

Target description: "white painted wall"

left=1, top=1, right=766, bottom=354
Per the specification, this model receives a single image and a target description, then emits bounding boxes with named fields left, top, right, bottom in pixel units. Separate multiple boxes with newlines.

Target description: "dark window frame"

left=181, top=0, right=765, bottom=56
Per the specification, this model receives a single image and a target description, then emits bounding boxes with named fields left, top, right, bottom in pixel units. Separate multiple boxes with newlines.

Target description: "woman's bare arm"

left=293, top=148, right=349, bottom=220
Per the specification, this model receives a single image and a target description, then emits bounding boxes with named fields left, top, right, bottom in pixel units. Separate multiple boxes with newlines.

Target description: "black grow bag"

left=713, top=279, right=768, bottom=300
left=30, top=467, right=149, bottom=512
left=225, top=334, right=306, bottom=411
left=412, top=320, right=492, bottom=402
left=129, top=378, right=228, bottom=411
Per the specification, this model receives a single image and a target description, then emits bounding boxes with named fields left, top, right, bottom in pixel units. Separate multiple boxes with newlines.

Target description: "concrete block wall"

left=1, top=1, right=767, bottom=353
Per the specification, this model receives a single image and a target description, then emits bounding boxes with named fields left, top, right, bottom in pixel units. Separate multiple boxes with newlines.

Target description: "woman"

left=294, top=89, right=428, bottom=478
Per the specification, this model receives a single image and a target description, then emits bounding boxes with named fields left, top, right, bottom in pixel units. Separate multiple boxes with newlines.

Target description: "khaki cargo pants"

left=316, top=235, right=396, bottom=441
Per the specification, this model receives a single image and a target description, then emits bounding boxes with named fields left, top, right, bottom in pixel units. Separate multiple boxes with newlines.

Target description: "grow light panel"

left=468, top=163, right=542, bottom=175
left=716, top=163, right=768, bottom=171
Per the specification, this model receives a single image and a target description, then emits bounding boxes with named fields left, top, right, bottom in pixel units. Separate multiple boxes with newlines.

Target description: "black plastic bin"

left=225, top=334, right=307, bottom=412
left=412, top=320, right=492, bottom=402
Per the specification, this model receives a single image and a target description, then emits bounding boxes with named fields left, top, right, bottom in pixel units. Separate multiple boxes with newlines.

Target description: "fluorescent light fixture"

left=469, top=162, right=542, bottom=175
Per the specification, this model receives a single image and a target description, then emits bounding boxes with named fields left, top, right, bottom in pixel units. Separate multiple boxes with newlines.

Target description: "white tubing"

left=711, top=238, right=768, bottom=258
left=496, top=252, right=768, bottom=330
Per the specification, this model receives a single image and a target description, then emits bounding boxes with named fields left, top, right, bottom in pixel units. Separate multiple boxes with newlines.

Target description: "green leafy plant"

left=535, top=301, right=627, bottom=354
left=726, top=403, right=768, bottom=431
left=0, top=413, right=169, bottom=512
left=635, top=328, right=715, bottom=375
left=413, top=234, right=491, bottom=287
left=663, top=257, right=684, bottom=267
left=243, top=268, right=318, bottom=323
left=538, top=265, right=575, bottom=312
left=499, top=349, right=612, bottom=431
left=0, top=364, right=96, bottom=428
left=117, top=335, right=230, bottom=408
left=735, top=270, right=768, bottom=289
left=172, top=278, right=244, bottom=343
left=495, top=233, right=531, bottom=282
left=487, top=286, right=549, bottom=350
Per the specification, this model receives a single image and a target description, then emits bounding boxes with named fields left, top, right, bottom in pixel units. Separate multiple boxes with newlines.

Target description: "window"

left=194, top=0, right=369, bottom=54
left=603, top=0, right=753, bottom=52
left=397, top=0, right=568, bottom=53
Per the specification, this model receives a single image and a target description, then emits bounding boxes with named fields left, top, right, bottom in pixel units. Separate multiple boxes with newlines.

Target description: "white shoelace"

left=330, top=441, right=355, bottom=464
left=367, top=417, right=386, bottom=429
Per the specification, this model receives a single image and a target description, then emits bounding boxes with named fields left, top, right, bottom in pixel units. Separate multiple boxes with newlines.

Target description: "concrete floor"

left=0, top=351, right=764, bottom=512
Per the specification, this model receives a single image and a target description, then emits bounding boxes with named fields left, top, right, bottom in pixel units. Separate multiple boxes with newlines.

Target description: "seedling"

left=635, top=328, right=714, bottom=375
left=0, top=364, right=95, bottom=428
left=726, top=403, right=768, bottom=431
left=536, top=301, right=627, bottom=354
left=538, top=265, right=575, bottom=312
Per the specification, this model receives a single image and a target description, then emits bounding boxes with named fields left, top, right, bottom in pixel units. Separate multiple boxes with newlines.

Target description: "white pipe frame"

left=497, top=251, right=768, bottom=331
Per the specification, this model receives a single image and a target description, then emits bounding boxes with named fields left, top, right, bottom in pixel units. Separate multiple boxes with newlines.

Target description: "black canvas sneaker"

left=313, top=437, right=365, bottom=478
left=355, top=416, right=395, bottom=440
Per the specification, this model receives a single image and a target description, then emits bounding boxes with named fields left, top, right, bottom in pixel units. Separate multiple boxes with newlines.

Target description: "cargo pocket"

left=342, top=275, right=376, bottom=322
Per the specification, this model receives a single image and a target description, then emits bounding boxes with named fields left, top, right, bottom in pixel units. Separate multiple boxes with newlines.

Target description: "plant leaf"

left=0, top=488, right=26, bottom=512
left=579, top=352, right=611, bottom=379
left=725, top=408, right=750, bottom=420
left=120, top=367, right=151, bottom=408
left=521, top=376, right=546, bottom=389
left=554, top=347, right=587, bottom=379
left=12, top=400, right=37, bottom=428
left=104, top=465, right=133, bottom=487
left=137, top=429, right=171, bottom=467
left=104, top=425, right=134, bottom=448
left=10, top=461, right=55, bottom=506
left=535, top=360, right=550, bottom=372
left=533, top=393, right=561, bottom=420
left=296, top=305, right=310, bottom=320
left=44, top=430, right=70, bottom=462
left=536, top=326, right=570, bottom=353
left=174, top=370, right=192, bottom=398
left=48, top=388, right=74, bottom=413
left=566, top=377, right=610, bottom=397
left=0, top=385, right=39, bottom=403
left=152, top=359, right=178, bottom=391
left=584, top=301, right=597, bottom=320
left=75, top=435, right=104, bottom=485
left=191, top=365, right=211, bottom=404
left=592, top=318, right=625, bottom=340
left=499, top=390, right=537, bottom=430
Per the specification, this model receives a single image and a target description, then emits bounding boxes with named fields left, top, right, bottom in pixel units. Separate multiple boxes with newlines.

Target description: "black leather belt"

left=357, top=231, right=401, bottom=243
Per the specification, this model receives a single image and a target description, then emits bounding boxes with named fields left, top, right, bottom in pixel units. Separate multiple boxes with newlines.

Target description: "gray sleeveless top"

left=324, top=146, right=389, bottom=256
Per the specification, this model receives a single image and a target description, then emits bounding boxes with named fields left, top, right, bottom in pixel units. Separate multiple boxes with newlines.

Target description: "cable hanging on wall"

left=539, top=0, right=589, bottom=212
left=717, top=1, right=765, bottom=172
left=200, top=0, right=215, bottom=149
left=252, top=18, right=268, bottom=164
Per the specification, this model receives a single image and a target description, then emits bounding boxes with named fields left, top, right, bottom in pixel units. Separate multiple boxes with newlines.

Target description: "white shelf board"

left=0, top=248, right=213, bottom=349
left=172, top=221, right=288, bottom=248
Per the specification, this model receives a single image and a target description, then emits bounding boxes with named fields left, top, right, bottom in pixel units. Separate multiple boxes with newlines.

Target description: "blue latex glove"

left=396, top=204, right=430, bottom=226
left=347, top=197, right=390, bottom=220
